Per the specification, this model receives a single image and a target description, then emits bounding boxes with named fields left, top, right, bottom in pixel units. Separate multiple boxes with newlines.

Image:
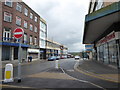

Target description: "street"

left=1, top=58, right=119, bottom=89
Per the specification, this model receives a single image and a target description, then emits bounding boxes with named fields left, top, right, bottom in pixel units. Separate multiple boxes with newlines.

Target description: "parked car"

left=56, top=56, right=60, bottom=60
left=74, top=56, right=80, bottom=60
left=48, top=56, right=56, bottom=61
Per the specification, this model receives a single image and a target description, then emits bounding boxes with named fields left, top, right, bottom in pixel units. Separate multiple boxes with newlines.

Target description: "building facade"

left=83, top=0, right=120, bottom=68
left=46, top=39, right=68, bottom=59
left=39, top=18, right=47, bottom=59
left=0, top=1, right=41, bottom=61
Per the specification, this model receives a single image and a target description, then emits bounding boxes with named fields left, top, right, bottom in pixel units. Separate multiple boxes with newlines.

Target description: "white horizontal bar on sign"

left=14, top=32, right=23, bottom=35
left=28, top=49, right=39, bottom=53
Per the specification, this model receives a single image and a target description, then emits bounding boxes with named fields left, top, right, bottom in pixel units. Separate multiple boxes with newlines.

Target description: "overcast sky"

left=23, top=0, right=90, bottom=52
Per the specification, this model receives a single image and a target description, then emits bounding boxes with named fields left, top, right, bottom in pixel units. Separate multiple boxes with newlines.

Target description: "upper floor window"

left=5, top=0, right=12, bottom=7
left=95, top=0, right=104, bottom=11
left=24, top=8, right=28, bottom=16
left=30, top=24, right=33, bottom=31
left=24, top=20, right=28, bottom=28
left=34, top=26, right=37, bottom=32
left=30, top=35, right=33, bottom=44
left=16, top=3, right=22, bottom=12
left=4, top=12, right=12, bottom=22
left=30, top=13, right=33, bottom=19
left=35, top=16, right=38, bottom=22
left=24, top=33, right=27, bottom=44
left=34, top=37, right=37, bottom=45
left=3, top=27, right=11, bottom=41
left=16, top=16, right=21, bottom=26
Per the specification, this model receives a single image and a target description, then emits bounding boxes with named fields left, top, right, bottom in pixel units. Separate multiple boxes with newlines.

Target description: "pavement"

left=1, top=59, right=47, bottom=69
left=75, top=59, right=120, bottom=83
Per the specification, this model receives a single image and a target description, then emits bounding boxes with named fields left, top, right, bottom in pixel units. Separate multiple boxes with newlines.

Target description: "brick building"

left=83, top=0, right=120, bottom=68
left=0, top=1, right=40, bottom=61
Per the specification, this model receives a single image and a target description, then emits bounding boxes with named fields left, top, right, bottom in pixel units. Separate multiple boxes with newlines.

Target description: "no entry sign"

left=13, top=28, right=24, bottom=39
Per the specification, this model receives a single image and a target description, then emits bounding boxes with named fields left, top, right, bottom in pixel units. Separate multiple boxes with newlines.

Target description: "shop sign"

left=97, top=32, right=115, bottom=45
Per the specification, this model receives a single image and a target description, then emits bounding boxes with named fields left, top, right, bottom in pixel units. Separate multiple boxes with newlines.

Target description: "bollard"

left=4, top=64, right=14, bottom=83
left=55, top=60, right=59, bottom=69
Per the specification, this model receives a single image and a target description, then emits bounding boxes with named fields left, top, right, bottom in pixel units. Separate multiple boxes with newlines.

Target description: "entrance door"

left=14, top=47, right=18, bottom=60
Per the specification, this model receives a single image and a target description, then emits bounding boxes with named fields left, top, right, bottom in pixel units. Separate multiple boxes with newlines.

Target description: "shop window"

left=16, top=3, right=22, bottom=12
left=5, top=0, right=12, bottom=7
left=4, top=12, right=12, bottom=22
left=3, top=28, right=11, bottom=41
left=16, top=16, right=21, bottom=26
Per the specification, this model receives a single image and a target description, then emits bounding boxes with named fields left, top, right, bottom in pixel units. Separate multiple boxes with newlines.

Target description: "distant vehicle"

left=74, top=56, right=80, bottom=60
left=61, top=56, right=65, bottom=59
left=56, top=56, right=60, bottom=60
left=48, top=56, right=56, bottom=61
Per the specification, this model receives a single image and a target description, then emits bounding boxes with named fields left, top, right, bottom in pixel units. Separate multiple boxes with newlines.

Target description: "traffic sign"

left=13, top=28, right=24, bottom=39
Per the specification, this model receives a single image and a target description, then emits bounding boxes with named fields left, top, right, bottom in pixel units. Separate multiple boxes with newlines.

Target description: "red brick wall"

left=2, top=2, right=40, bottom=46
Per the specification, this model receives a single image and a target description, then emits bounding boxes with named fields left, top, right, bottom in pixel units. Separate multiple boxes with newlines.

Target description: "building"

left=83, top=0, right=120, bottom=68
left=39, top=18, right=47, bottom=59
left=46, top=39, right=68, bottom=59
left=0, top=1, right=41, bottom=61
left=85, top=44, right=93, bottom=59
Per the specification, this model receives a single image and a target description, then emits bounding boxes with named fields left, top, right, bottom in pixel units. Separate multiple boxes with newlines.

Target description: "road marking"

left=60, top=67, right=106, bottom=90
left=74, top=61, right=120, bottom=83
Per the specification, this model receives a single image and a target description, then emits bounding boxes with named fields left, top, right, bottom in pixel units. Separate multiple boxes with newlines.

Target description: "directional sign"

left=13, top=28, right=24, bottom=39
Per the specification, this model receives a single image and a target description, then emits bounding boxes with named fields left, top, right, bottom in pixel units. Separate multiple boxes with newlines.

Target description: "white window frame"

left=3, top=28, right=11, bottom=41
left=16, top=3, right=22, bottom=12
left=16, top=16, right=21, bottom=26
left=95, top=0, right=104, bottom=11
left=34, top=37, right=37, bottom=45
left=4, top=12, right=12, bottom=22
left=30, top=13, right=33, bottom=19
left=24, top=33, right=27, bottom=44
left=24, top=20, right=28, bottom=28
left=35, top=16, right=38, bottom=22
left=5, top=0, right=12, bottom=7
left=24, top=8, right=28, bottom=16
left=30, top=35, right=33, bottom=45
left=30, top=24, right=33, bottom=31
left=34, top=26, right=37, bottom=32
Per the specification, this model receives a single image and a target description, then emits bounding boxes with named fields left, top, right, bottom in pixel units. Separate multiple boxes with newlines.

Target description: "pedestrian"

left=28, top=56, right=30, bottom=62
left=30, top=56, right=32, bottom=62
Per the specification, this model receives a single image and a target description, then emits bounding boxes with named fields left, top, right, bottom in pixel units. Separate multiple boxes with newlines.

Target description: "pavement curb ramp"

left=74, top=62, right=120, bottom=83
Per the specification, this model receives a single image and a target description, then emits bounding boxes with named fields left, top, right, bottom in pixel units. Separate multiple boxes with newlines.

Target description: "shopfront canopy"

left=83, top=2, right=120, bottom=44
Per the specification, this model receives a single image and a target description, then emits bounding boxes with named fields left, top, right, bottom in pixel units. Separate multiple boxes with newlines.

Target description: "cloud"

left=23, top=0, right=90, bottom=52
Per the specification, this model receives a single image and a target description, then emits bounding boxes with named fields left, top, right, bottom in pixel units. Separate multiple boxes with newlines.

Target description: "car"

left=56, top=56, right=60, bottom=60
left=74, top=56, right=80, bottom=60
left=48, top=56, right=56, bottom=61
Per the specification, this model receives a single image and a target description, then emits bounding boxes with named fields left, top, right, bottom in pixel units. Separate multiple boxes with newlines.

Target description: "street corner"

left=74, top=63, right=120, bottom=83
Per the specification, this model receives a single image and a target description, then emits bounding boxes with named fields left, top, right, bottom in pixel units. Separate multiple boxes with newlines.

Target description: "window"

left=16, top=3, right=22, bottom=12
left=16, top=16, right=21, bottom=26
left=34, top=26, right=37, bottom=32
left=30, top=24, right=33, bottom=31
left=24, top=8, right=28, bottom=16
left=30, top=13, right=33, bottom=19
left=30, top=35, right=33, bottom=44
left=24, top=34, right=27, bottom=44
left=34, top=37, right=37, bottom=45
left=40, top=21, right=46, bottom=32
left=5, top=0, right=12, bottom=7
left=4, top=12, right=12, bottom=22
left=95, top=0, right=104, bottom=11
left=24, top=20, right=28, bottom=28
left=3, top=27, right=11, bottom=41
left=35, top=16, right=37, bottom=22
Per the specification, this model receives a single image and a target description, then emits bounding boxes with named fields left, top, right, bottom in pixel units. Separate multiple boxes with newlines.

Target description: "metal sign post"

left=18, top=39, right=21, bottom=82
left=13, top=28, right=24, bottom=83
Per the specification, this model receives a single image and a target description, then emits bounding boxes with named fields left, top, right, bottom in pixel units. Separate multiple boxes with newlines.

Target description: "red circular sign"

left=13, top=28, right=24, bottom=39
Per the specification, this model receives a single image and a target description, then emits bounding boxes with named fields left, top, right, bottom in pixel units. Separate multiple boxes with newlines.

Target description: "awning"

left=83, top=2, right=120, bottom=44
